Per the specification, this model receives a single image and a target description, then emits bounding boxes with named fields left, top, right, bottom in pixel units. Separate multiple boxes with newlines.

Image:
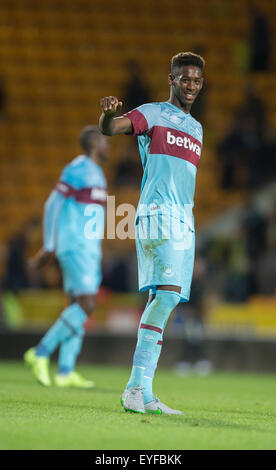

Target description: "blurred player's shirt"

left=124, top=102, right=203, bottom=231
left=43, top=155, right=107, bottom=256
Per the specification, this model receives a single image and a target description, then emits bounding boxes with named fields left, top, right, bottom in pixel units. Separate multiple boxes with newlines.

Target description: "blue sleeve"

left=43, top=190, right=66, bottom=252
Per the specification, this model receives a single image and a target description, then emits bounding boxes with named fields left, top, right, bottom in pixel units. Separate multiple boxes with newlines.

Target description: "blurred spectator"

left=234, top=30, right=251, bottom=74
left=102, top=251, right=128, bottom=292
left=255, top=202, right=276, bottom=296
left=190, top=81, right=206, bottom=125
left=223, top=230, right=251, bottom=302
left=217, top=116, right=261, bottom=189
left=242, top=199, right=268, bottom=296
left=248, top=6, right=271, bottom=72
left=122, top=60, right=151, bottom=112
left=3, top=218, right=40, bottom=293
left=237, top=84, right=266, bottom=140
left=243, top=199, right=268, bottom=262
left=114, top=140, right=143, bottom=188
left=190, top=46, right=207, bottom=125
left=126, top=248, right=139, bottom=293
left=0, top=75, right=6, bottom=121
left=255, top=237, right=276, bottom=296
left=217, top=85, right=268, bottom=189
left=172, top=255, right=213, bottom=375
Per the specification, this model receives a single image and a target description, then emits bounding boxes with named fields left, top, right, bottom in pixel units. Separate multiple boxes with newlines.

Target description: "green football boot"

left=54, top=371, right=95, bottom=389
left=24, top=347, right=51, bottom=387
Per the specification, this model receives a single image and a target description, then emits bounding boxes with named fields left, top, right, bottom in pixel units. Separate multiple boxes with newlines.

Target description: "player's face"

left=169, top=65, right=203, bottom=108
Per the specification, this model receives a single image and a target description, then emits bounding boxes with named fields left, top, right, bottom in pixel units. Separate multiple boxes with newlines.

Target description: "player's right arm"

left=99, top=96, right=133, bottom=136
left=28, top=247, right=54, bottom=270
left=29, top=190, right=66, bottom=270
left=43, top=190, right=66, bottom=253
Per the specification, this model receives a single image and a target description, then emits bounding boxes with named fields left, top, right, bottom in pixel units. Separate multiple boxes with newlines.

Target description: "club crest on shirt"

left=163, top=266, right=174, bottom=277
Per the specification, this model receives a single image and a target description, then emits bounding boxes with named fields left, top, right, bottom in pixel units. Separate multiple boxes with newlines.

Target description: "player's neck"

left=89, top=152, right=102, bottom=165
left=168, top=94, right=191, bottom=114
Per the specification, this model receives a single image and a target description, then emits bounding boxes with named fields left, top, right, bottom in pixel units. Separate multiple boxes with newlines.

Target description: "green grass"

left=0, top=360, right=276, bottom=450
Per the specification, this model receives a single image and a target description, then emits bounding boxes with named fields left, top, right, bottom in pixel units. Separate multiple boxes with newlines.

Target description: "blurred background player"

left=24, top=126, right=108, bottom=388
left=99, top=52, right=204, bottom=414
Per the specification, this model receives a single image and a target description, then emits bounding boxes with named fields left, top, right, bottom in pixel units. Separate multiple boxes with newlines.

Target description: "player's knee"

left=154, top=289, right=181, bottom=313
left=76, top=295, right=96, bottom=315
left=142, top=290, right=181, bottom=330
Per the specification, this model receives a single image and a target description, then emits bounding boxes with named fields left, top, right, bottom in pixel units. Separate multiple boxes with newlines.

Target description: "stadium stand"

left=0, top=0, right=275, bottom=256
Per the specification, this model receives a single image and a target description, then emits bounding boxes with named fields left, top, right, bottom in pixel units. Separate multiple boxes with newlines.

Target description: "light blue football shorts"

left=135, top=214, right=195, bottom=302
left=57, top=250, right=102, bottom=296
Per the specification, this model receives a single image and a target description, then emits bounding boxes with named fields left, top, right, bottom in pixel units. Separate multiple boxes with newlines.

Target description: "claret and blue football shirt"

left=43, top=155, right=107, bottom=257
left=124, top=101, right=203, bottom=231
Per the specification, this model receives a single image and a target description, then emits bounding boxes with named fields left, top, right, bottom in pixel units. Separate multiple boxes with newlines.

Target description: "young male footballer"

left=99, top=52, right=204, bottom=414
left=24, top=126, right=108, bottom=388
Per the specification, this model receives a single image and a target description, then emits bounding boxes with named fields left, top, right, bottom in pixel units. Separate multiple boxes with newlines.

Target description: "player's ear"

left=168, top=74, right=174, bottom=86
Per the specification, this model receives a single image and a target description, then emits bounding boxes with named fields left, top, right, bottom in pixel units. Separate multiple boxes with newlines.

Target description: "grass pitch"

left=0, top=360, right=276, bottom=450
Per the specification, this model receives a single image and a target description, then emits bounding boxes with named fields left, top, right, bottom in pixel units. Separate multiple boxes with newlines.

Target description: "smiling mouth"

left=184, top=93, right=195, bottom=99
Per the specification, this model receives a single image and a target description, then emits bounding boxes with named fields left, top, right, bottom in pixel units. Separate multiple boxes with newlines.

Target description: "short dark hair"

left=171, top=52, right=205, bottom=74
left=79, top=125, right=102, bottom=155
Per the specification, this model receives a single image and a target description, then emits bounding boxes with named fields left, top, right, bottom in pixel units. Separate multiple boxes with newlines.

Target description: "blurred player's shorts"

left=135, top=214, right=195, bottom=302
left=58, top=250, right=102, bottom=296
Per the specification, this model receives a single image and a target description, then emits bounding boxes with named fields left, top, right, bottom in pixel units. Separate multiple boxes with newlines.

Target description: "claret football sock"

left=35, top=303, right=87, bottom=357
